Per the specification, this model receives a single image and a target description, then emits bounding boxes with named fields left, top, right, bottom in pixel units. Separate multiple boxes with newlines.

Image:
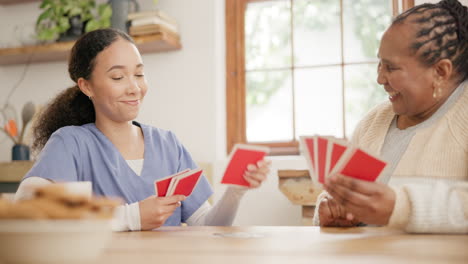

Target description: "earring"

left=432, top=84, right=438, bottom=99
left=432, top=81, right=442, bottom=99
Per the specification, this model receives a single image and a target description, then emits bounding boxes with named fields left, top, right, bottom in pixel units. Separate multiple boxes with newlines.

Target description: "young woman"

left=15, top=28, right=271, bottom=231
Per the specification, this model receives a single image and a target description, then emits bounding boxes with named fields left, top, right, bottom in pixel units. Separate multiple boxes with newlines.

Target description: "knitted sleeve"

left=388, top=179, right=468, bottom=233
left=311, top=191, right=331, bottom=226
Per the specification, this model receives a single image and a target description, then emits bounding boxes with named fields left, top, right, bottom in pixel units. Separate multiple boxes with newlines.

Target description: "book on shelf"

left=129, top=24, right=178, bottom=37
left=128, top=9, right=179, bottom=37
left=128, top=10, right=177, bottom=25
left=130, top=16, right=178, bottom=34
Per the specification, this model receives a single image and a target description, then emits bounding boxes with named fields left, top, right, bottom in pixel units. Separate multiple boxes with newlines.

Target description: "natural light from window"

left=244, top=0, right=391, bottom=143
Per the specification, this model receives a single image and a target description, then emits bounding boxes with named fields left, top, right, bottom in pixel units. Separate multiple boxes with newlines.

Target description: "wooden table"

left=92, top=226, right=468, bottom=264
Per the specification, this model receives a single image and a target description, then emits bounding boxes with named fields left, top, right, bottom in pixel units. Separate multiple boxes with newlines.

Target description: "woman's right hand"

left=318, top=196, right=360, bottom=227
left=139, top=195, right=186, bottom=230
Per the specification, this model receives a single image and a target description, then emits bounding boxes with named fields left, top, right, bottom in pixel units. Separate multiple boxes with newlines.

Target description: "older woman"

left=315, top=0, right=468, bottom=233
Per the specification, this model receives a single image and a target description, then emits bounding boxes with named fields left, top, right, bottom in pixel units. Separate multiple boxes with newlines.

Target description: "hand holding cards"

left=300, top=136, right=388, bottom=185
left=221, top=144, right=270, bottom=187
left=155, top=144, right=270, bottom=197
left=154, top=168, right=203, bottom=197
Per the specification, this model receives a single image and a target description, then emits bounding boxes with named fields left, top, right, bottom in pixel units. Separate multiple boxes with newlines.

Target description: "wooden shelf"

left=0, top=30, right=181, bottom=65
left=0, top=0, right=39, bottom=5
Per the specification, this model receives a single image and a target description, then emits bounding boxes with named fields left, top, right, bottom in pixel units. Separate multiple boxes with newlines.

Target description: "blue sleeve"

left=171, top=132, right=214, bottom=222
left=23, top=129, right=81, bottom=183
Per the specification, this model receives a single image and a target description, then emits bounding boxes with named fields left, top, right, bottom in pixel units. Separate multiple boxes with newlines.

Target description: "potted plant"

left=36, top=0, right=112, bottom=42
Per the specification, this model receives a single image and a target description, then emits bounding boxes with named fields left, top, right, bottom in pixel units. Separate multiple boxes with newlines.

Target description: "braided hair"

left=392, top=0, right=468, bottom=83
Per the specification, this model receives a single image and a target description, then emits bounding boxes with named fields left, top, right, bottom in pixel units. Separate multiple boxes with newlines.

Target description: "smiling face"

left=377, top=23, right=438, bottom=118
left=79, top=37, right=148, bottom=124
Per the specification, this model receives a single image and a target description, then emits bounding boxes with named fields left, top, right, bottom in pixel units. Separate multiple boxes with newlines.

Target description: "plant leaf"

left=102, top=19, right=111, bottom=28
left=37, top=28, right=58, bottom=41
left=85, top=19, right=99, bottom=32
left=36, top=8, right=53, bottom=25
left=39, top=0, right=52, bottom=9
left=58, top=17, right=70, bottom=32
left=99, top=4, right=112, bottom=19
left=69, top=7, right=82, bottom=17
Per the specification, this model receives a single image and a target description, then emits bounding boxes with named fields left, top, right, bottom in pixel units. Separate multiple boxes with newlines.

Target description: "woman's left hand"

left=324, top=174, right=396, bottom=225
left=243, top=159, right=271, bottom=188
left=318, top=196, right=361, bottom=227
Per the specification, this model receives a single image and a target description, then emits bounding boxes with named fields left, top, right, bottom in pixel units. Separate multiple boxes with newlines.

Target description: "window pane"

left=246, top=70, right=293, bottom=142
left=293, top=0, right=341, bottom=66
left=245, top=0, right=291, bottom=70
left=295, top=67, right=343, bottom=138
left=343, top=0, right=392, bottom=63
left=344, top=64, right=387, bottom=138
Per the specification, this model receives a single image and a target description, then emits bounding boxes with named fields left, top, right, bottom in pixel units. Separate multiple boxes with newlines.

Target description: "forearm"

left=388, top=179, right=468, bottom=233
left=187, top=186, right=247, bottom=226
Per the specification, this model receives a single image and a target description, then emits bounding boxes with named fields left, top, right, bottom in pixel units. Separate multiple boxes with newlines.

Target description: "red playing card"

left=171, top=169, right=204, bottom=197
left=154, top=169, right=189, bottom=197
left=221, top=144, right=269, bottom=187
left=301, top=136, right=318, bottom=183
left=328, top=141, right=347, bottom=174
left=316, top=137, right=328, bottom=184
left=155, top=177, right=173, bottom=197
left=305, top=137, right=316, bottom=172
left=338, top=149, right=387, bottom=182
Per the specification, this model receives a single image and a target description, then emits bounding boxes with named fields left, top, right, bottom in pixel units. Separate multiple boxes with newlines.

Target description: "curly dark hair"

left=392, top=0, right=468, bottom=83
left=32, top=28, right=134, bottom=152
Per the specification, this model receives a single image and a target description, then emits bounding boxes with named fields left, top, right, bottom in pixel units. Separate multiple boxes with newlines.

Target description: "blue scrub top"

left=24, top=122, right=213, bottom=225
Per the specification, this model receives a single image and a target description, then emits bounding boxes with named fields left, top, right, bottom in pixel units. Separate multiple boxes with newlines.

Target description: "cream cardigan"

left=314, top=82, right=468, bottom=233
